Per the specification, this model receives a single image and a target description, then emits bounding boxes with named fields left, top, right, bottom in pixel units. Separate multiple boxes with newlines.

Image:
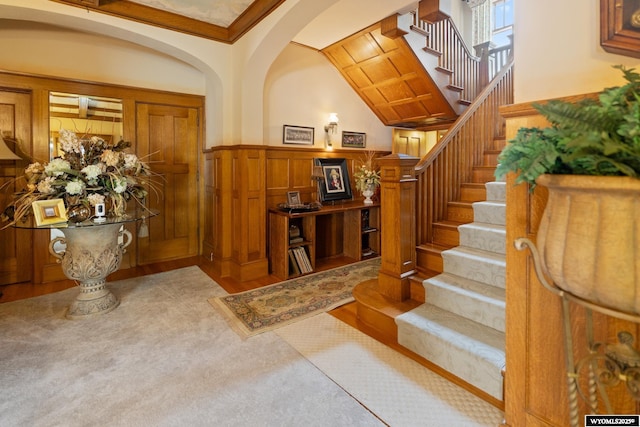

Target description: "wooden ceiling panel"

left=361, top=88, right=388, bottom=105
left=387, top=52, right=420, bottom=76
left=346, top=68, right=374, bottom=89
left=324, top=47, right=358, bottom=69
left=419, top=97, right=451, bottom=115
left=391, top=105, right=430, bottom=123
left=376, top=105, right=402, bottom=123
left=360, top=58, right=401, bottom=83
left=377, top=82, right=414, bottom=103
left=370, top=28, right=400, bottom=54
left=405, top=76, right=432, bottom=97
left=341, top=34, right=381, bottom=63
left=321, top=22, right=458, bottom=128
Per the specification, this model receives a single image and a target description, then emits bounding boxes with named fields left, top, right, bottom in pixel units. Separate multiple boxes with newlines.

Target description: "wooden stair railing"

left=414, top=58, right=514, bottom=275
left=410, top=11, right=513, bottom=105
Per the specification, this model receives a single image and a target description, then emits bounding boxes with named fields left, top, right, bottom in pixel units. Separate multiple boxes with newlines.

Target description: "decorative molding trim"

left=49, top=0, right=286, bottom=43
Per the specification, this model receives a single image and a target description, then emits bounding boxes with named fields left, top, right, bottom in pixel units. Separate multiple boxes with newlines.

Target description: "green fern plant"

left=495, top=65, right=640, bottom=188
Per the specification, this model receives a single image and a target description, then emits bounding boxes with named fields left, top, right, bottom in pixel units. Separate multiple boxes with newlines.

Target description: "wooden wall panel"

left=0, top=90, right=32, bottom=285
left=0, top=71, right=204, bottom=287
left=267, top=158, right=289, bottom=189
left=502, top=101, right=640, bottom=426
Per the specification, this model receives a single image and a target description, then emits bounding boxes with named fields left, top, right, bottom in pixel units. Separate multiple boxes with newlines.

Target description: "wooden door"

left=0, top=90, right=32, bottom=285
left=135, top=103, right=199, bottom=264
left=393, top=129, right=429, bottom=157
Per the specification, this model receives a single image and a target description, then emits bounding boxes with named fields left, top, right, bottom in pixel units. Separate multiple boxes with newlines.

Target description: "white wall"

left=265, top=43, right=392, bottom=150
left=0, top=20, right=203, bottom=95
left=0, top=0, right=398, bottom=149
left=515, top=0, right=640, bottom=103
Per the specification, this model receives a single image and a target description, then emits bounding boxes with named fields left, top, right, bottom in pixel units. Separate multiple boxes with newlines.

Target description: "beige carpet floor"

left=0, top=266, right=503, bottom=426
left=276, top=314, right=504, bottom=426
left=0, top=267, right=381, bottom=427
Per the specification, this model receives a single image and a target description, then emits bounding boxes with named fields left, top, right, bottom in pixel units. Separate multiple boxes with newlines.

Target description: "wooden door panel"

left=0, top=91, right=32, bottom=285
left=393, top=129, right=425, bottom=157
left=136, top=103, right=199, bottom=264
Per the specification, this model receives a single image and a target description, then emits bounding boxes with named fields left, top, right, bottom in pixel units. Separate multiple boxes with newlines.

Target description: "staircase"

left=395, top=179, right=506, bottom=401
left=342, top=4, right=514, bottom=406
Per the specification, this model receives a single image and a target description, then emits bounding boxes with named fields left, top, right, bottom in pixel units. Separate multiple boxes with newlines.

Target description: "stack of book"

left=288, top=246, right=313, bottom=275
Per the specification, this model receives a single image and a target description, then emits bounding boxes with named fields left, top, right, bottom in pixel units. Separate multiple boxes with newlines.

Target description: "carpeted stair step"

left=485, top=181, right=506, bottom=202
left=396, top=303, right=505, bottom=401
left=458, top=222, right=506, bottom=254
left=423, top=273, right=505, bottom=332
left=472, top=201, right=505, bottom=226
left=441, top=247, right=505, bottom=289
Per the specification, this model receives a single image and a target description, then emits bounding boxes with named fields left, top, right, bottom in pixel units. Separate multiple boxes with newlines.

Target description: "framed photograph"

left=314, top=158, right=353, bottom=202
left=283, top=125, right=314, bottom=145
left=32, top=199, right=68, bottom=226
left=287, top=191, right=302, bottom=206
left=342, top=131, right=366, bottom=148
left=600, top=0, right=640, bottom=59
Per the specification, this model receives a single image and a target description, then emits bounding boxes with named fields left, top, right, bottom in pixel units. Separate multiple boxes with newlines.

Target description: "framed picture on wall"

left=341, top=131, right=366, bottom=148
left=314, top=158, right=353, bottom=202
left=600, top=0, right=640, bottom=59
left=283, top=125, right=314, bottom=145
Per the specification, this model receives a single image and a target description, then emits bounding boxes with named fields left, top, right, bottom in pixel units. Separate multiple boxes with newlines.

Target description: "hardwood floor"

left=0, top=255, right=349, bottom=303
left=0, top=255, right=504, bottom=411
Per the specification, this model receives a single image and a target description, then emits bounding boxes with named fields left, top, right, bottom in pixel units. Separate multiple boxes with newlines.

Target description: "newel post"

left=377, top=153, right=419, bottom=301
left=474, top=41, right=491, bottom=88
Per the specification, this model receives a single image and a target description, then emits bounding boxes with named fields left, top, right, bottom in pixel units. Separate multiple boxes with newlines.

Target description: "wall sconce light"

left=0, top=131, right=21, bottom=160
left=324, top=113, right=339, bottom=149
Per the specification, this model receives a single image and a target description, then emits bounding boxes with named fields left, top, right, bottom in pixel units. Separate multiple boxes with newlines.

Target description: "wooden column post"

left=377, top=153, right=419, bottom=301
left=474, top=41, right=491, bottom=88
left=419, top=0, right=449, bottom=24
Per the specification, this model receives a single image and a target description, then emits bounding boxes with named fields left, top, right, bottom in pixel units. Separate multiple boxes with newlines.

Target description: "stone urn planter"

left=49, top=223, right=132, bottom=319
left=535, top=174, right=640, bottom=315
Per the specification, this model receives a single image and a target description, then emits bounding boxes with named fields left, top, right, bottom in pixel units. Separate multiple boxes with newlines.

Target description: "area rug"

left=0, top=267, right=383, bottom=426
left=210, top=257, right=380, bottom=337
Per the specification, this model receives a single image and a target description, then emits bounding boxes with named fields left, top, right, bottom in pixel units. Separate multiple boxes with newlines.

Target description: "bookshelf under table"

left=268, top=201, right=380, bottom=280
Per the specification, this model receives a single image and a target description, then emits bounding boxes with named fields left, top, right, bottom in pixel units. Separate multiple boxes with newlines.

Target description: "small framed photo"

left=32, top=199, right=68, bottom=226
left=287, top=191, right=302, bottom=206
left=314, top=158, right=353, bottom=202
left=283, top=125, right=314, bottom=145
left=342, top=131, right=366, bottom=148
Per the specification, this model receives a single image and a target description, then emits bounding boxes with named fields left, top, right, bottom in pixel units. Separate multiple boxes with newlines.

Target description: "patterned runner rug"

left=210, top=258, right=380, bottom=337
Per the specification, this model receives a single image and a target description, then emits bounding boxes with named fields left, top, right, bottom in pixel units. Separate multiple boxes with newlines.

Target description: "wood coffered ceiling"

left=321, top=22, right=458, bottom=129
left=50, top=0, right=286, bottom=43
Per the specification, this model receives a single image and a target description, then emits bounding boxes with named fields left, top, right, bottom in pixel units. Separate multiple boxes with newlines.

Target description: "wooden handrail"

left=414, top=58, right=514, bottom=247
left=410, top=11, right=512, bottom=102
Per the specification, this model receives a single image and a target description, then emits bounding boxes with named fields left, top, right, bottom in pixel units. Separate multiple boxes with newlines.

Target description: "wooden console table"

left=268, top=201, right=380, bottom=280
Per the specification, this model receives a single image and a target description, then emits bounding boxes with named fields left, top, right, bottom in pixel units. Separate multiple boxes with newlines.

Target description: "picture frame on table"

left=314, top=158, right=352, bottom=202
left=32, top=199, right=68, bottom=226
left=287, top=191, right=302, bottom=206
left=283, top=125, right=314, bottom=145
left=341, top=131, right=366, bottom=148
